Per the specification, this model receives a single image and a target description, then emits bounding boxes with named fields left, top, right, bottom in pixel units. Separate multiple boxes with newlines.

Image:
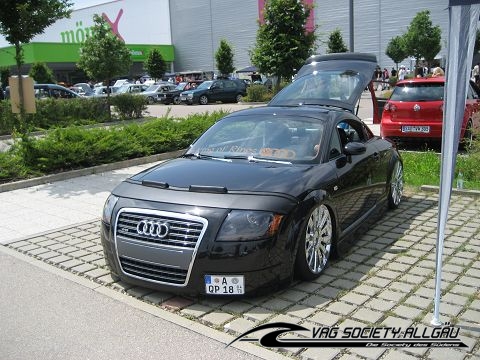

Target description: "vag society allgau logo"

left=227, top=322, right=467, bottom=349
left=136, top=220, right=170, bottom=238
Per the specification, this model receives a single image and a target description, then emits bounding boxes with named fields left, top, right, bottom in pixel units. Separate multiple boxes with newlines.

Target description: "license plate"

left=205, top=275, right=245, bottom=295
left=180, top=96, right=187, bottom=101
left=401, top=126, right=430, bottom=133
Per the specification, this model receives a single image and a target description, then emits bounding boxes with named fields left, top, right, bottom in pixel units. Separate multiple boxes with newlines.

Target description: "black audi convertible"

left=101, top=53, right=403, bottom=295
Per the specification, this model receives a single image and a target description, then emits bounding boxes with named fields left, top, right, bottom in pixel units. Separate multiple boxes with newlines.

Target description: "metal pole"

left=349, top=0, right=354, bottom=52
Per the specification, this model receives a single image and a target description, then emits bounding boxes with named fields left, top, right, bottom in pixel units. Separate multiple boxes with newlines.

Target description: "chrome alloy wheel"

left=390, top=161, right=403, bottom=208
left=304, top=204, right=332, bottom=274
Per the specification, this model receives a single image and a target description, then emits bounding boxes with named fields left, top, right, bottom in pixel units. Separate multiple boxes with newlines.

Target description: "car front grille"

left=116, top=211, right=204, bottom=249
left=119, top=256, right=187, bottom=284
left=114, top=208, right=208, bottom=286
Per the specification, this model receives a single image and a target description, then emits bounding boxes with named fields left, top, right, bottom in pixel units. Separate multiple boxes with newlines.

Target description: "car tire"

left=235, top=94, right=243, bottom=103
left=147, top=96, right=155, bottom=104
left=388, top=160, right=403, bottom=209
left=173, top=96, right=181, bottom=105
left=199, top=95, right=209, bottom=105
left=294, top=204, right=333, bottom=280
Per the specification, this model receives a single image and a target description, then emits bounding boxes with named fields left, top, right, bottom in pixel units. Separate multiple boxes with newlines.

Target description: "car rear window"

left=390, top=82, right=444, bottom=102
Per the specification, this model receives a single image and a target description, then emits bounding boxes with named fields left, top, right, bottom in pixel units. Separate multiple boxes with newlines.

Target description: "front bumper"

left=100, top=203, right=294, bottom=295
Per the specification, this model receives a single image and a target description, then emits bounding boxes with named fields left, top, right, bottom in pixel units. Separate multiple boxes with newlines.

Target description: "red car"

left=380, top=76, right=480, bottom=147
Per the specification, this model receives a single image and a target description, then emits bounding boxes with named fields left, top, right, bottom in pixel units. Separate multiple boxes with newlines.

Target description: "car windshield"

left=187, top=114, right=324, bottom=163
left=270, top=70, right=363, bottom=106
left=146, top=85, right=159, bottom=92
left=195, top=81, right=213, bottom=90
left=117, top=85, right=131, bottom=93
left=175, top=82, right=188, bottom=91
left=390, top=82, right=444, bottom=101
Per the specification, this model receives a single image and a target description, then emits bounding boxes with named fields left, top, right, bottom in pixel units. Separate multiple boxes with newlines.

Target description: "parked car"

left=100, top=53, right=403, bottom=296
left=33, top=84, right=82, bottom=99
left=4, top=83, right=81, bottom=99
left=137, top=83, right=177, bottom=104
left=159, top=81, right=203, bottom=105
left=73, top=82, right=95, bottom=96
left=179, top=79, right=247, bottom=105
left=114, top=83, right=149, bottom=95
left=92, top=86, right=120, bottom=97
left=380, top=76, right=480, bottom=147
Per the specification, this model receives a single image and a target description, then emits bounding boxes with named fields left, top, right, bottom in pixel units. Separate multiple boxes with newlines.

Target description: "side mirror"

left=343, top=142, right=367, bottom=156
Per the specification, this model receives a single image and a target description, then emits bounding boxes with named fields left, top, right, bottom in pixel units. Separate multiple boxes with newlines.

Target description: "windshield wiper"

left=224, top=154, right=292, bottom=165
left=183, top=153, right=231, bottom=162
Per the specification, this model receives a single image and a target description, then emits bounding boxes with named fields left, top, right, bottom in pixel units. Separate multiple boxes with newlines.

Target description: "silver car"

left=137, top=83, right=177, bottom=104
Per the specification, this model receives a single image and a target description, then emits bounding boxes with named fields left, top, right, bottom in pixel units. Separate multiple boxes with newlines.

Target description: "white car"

left=114, top=83, right=149, bottom=95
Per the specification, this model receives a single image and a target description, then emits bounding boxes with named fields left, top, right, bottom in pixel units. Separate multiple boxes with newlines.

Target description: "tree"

left=215, top=39, right=235, bottom=78
left=385, top=36, right=408, bottom=71
left=0, top=0, right=72, bottom=126
left=78, top=14, right=132, bottom=119
left=29, top=62, right=55, bottom=84
left=250, top=0, right=317, bottom=89
left=403, top=10, right=441, bottom=70
left=144, top=49, right=167, bottom=82
left=0, top=67, right=10, bottom=90
left=326, top=29, right=348, bottom=54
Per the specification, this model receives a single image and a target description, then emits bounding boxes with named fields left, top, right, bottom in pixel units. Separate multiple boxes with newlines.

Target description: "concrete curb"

left=0, top=149, right=185, bottom=193
left=420, top=184, right=480, bottom=197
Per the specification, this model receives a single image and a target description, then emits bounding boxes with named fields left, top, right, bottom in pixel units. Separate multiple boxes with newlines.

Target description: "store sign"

left=33, top=0, right=171, bottom=46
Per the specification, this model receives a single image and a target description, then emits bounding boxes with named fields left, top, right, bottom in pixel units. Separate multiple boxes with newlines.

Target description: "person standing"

left=472, top=63, right=480, bottom=85
left=398, top=65, right=406, bottom=80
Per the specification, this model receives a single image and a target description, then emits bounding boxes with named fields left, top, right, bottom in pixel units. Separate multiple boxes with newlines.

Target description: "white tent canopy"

left=432, top=0, right=480, bottom=326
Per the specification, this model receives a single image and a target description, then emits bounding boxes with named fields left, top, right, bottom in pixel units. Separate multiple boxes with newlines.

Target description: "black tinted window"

left=390, top=83, right=444, bottom=101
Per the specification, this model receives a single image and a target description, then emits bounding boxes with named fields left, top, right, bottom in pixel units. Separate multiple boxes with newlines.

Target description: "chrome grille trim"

left=114, top=208, right=208, bottom=287
left=116, top=211, right=204, bottom=248
left=119, top=256, right=187, bottom=284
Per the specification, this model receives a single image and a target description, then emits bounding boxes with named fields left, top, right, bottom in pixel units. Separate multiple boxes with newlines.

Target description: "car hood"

left=126, top=157, right=331, bottom=198
left=269, top=53, right=377, bottom=113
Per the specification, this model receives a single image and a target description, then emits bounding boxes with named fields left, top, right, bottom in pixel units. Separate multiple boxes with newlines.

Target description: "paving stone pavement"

left=4, top=190, right=480, bottom=359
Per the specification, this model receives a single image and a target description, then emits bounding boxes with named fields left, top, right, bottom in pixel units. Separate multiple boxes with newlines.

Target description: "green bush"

left=388, top=76, right=398, bottom=88
left=0, top=110, right=228, bottom=182
left=0, top=100, right=18, bottom=135
left=245, top=84, right=270, bottom=102
left=110, top=94, right=148, bottom=119
left=0, top=97, right=110, bottom=134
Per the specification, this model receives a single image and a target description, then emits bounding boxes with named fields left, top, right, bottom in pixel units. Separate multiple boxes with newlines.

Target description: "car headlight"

left=102, top=194, right=118, bottom=225
left=217, top=210, right=283, bottom=241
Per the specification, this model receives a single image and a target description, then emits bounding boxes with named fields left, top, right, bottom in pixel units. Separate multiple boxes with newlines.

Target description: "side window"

left=225, top=80, right=236, bottom=89
left=59, top=90, right=70, bottom=98
left=329, top=128, right=342, bottom=160
left=339, top=120, right=365, bottom=143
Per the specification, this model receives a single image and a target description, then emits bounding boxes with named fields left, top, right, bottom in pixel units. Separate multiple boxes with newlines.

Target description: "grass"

left=401, top=148, right=480, bottom=190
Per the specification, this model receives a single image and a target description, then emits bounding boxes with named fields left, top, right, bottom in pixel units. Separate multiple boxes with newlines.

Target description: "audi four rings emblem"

left=136, top=220, right=170, bottom=238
